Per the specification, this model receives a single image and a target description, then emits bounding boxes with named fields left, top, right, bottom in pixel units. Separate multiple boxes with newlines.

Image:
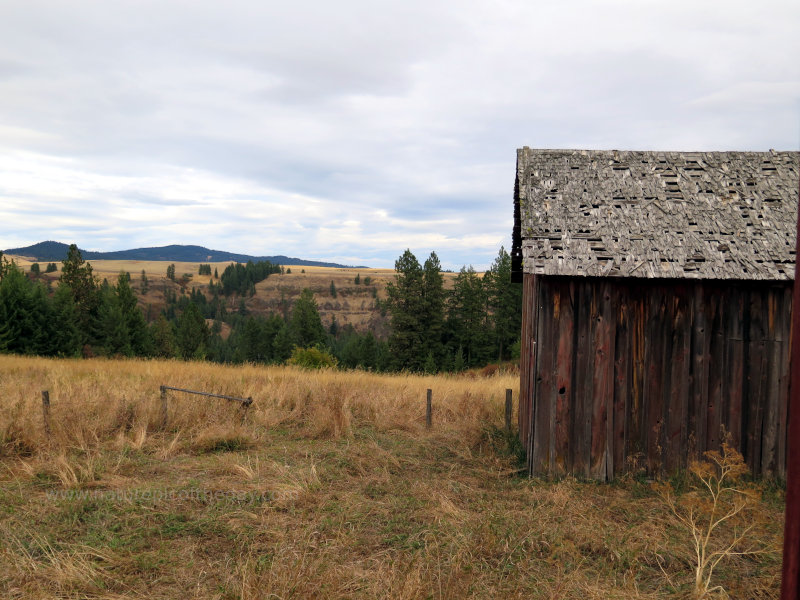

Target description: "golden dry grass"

left=0, top=355, right=785, bottom=599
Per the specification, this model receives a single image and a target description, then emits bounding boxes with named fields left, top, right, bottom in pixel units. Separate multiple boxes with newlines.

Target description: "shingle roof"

left=514, top=148, right=800, bottom=280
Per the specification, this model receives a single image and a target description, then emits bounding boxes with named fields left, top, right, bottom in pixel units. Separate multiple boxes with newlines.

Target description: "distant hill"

left=3, top=241, right=363, bottom=269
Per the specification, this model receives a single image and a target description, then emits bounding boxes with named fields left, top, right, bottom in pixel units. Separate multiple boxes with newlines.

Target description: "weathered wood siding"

left=522, top=273, right=792, bottom=480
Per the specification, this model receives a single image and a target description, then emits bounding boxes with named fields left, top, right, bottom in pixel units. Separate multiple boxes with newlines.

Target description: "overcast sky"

left=1, top=0, right=798, bottom=269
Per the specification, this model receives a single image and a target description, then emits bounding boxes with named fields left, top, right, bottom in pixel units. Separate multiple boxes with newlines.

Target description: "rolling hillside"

left=3, top=240, right=362, bottom=269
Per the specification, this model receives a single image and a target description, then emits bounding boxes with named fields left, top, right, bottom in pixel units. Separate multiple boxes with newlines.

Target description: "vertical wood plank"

left=532, top=278, right=552, bottom=475
left=554, top=280, right=574, bottom=476
left=426, top=389, right=432, bottom=428
left=505, top=389, right=513, bottom=434
left=746, top=289, right=768, bottom=474
left=519, top=273, right=532, bottom=449
left=732, top=286, right=752, bottom=458
left=665, top=287, right=691, bottom=472
left=627, top=290, right=646, bottom=470
left=613, top=287, right=630, bottom=478
left=160, top=385, right=168, bottom=429
left=41, top=390, right=51, bottom=440
left=644, top=288, right=666, bottom=474
left=762, top=287, right=783, bottom=476
left=778, top=284, right=792, bottom=478
left=707, top=289, right=725, bottom=453
left=591, top=281, right=614, bottom=481
left=689, top=283, right=710, bottom=463
left=572, top=280, right=594, bottom=478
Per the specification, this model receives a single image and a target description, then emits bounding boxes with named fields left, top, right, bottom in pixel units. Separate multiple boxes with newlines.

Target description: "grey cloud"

left=0, top=0, right=797, bottom=268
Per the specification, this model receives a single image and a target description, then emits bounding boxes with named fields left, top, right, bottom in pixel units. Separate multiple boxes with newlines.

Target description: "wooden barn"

left=512, top=148, right=800, bottom=480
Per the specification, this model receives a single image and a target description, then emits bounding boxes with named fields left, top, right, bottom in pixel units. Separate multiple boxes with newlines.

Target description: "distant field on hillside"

left=0, top=355, right=784, bottom=599
left=6, top=255, right=460, bottom=333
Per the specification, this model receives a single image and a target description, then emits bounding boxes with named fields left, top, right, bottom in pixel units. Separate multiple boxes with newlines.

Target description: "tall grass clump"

left=0, top=354, right=518, bottom=456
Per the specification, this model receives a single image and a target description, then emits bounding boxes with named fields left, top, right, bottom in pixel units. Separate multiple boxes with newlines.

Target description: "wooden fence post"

left=505, top=389, right=513, bottom=434
left=41, top=390, right=51, bottom=440
left=160, top=385, right=168, bottom=428
left=426, top=389, right=432, bottom=428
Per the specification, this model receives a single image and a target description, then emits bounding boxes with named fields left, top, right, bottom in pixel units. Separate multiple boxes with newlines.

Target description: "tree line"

left=383, top=247, right=520, bottom=373
left=0, top=244, right=520, bottom=372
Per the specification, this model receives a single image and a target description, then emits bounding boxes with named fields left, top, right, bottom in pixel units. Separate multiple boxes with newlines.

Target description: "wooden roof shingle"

left=514, top=148, right=800, bottom=280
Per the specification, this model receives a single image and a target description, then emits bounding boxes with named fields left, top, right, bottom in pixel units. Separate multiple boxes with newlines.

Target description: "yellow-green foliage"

left=287, top=345, right=339, bottom=370
left=655, top=443, right=770, bottom=599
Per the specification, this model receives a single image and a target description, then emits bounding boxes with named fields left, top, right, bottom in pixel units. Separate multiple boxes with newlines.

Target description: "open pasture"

left=0, top=355, right=785, bottom=599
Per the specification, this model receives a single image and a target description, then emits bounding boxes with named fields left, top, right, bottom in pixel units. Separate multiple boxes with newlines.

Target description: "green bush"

left=287, top=346, right=338, bottom=369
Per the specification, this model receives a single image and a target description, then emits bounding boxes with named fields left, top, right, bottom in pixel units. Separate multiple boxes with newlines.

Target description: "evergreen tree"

left=50, top=283, right=81, bottom=356
left=452, top=345, right=465, bottom=372
left=272, top=321, right=294, bottom=362
left=60, top=243, right=98, bottom=343
left=95, top=284, right=132, bottom=356
left=423, top=351, right=438, bottom=374
left=175, top=302, right=208, bottom=359
left=354, top=273, right=360, bottom=285
left=484, top=247, right=522, bottom=361
left=30, top=263, right=40, bottom=275
left=45, top=262, right=58, bottom=273
left=330, top=281, right=337, bottom=298
left=330, top=317, right=339, bottom=337
left=166, top=264, right=176, bottom=281
left=290, top=288, right=327, bottom=348
left=446, top=266, right=490, bottom=367
left=421, top=251, right=446, bottom=368
left=140, top=269, right=149, bottom=294
left=151, top=315, right=176, bottom=358
left=0, top=263, right=49, bottom=355
left=385, top=249, right=425, bottom=371
left=115, top=271, right=151, bottom=356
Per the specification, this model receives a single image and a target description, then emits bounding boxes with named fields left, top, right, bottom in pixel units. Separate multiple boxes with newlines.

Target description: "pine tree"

left=115, top=271, right=151, bottom=356
left=272, top=321, right=294, bottom=362
left=423, top=351, right=438, bottom=374
left=50, top=283, right=81, bottom=356
left=290, top=288, right=327, bottom=349
left=330, top=281, right=337, bottom=298
left=0, top=263, right=49, bottom=355
left=176, top=302, right=208, bottom=359
left=385, top=249, right=425, bottom=371
left=422, top=251, right=446, bottom=369
left=30, top=263, right=40, bottom=275
left=60, top=243, right=98, bottom=344
left=485, top=247, right=522, bottom=361
left=151, top=315, right=176, bottom=358
left=447, top=266, right=490, bottom=367
left=140, top=269, right=149, bottom=294
left=354, top=273, right=360, bottom=285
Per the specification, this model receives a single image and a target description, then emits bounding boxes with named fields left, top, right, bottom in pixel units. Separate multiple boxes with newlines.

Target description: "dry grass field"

left=0, top=355, right=785, bottom=599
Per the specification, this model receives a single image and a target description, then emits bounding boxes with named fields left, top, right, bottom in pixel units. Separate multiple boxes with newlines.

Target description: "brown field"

left=0, top=355, right=785, bottom=599
left=6, top=255, right=460, bottom=332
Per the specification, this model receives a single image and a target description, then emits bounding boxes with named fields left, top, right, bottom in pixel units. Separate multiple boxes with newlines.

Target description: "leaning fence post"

left=426, top=389, right=432, bottom=428
left=41, top=390, right=51, bottom=440
left=505, top=389, right=513, bottom=434
left=160, top=385, right=168, bottom=428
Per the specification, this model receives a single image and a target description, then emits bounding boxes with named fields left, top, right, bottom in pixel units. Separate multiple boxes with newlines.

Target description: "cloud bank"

left=1, top=0, right=798, bottom=269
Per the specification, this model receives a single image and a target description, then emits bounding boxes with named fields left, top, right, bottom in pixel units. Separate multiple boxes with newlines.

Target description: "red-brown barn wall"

left=519, top=273, right=792, bottom=480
